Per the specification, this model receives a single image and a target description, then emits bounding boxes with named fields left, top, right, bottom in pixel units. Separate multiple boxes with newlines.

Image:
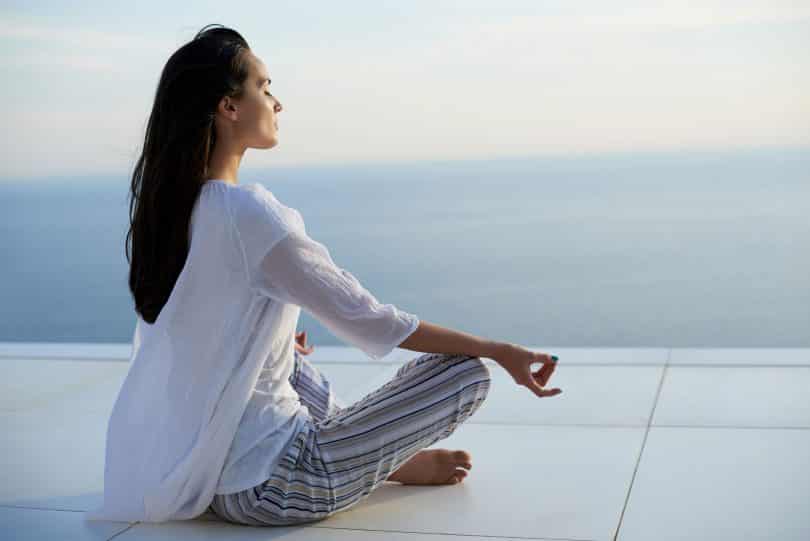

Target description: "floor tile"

left=320, top=361, right=662, bottom=427
left=310, top=362, right=399, bottom=405
left=0, top=505, right=131, bottom=541
left=472, top=364, right=662, bottom=426
left=116, top=518, right=546, bottom=540
left=669, top=347, right=810, bottom=366
left=315, top=423, right=646, bottom=540
left=0, top=406, right=108, bottom=511
left=654, top=366, right=810, bottom=428
left=0, top=362, right=412, bottom=513
left=0, top=342, right=132, bottom=362
left=0, top=358, right=127, bottom=412
left=520, top=347, right=668, bottom=366
left=618, top=427, right=810, bottom=541
left=310, top=346, right=669, bottom=366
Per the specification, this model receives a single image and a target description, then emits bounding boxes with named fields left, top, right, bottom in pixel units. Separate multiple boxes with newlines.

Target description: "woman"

left=85, top=24, right=562, bottom=527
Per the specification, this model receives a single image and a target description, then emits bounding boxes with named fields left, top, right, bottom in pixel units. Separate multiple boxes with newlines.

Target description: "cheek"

left=257, top=100, right=273, bottom=120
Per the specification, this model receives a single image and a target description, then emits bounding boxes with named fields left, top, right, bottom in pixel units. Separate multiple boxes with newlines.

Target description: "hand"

left=294, top=330, right=315, bottom=355
left=492, top=343, right=562, bottom=398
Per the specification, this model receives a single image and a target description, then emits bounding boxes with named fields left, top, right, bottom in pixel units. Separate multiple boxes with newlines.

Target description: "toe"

left=445, top=467, right=467, bottom=484
left=452, top=450, right=472, bottom=463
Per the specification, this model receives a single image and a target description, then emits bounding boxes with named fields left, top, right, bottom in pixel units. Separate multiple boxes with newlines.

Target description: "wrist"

left=483, top=340, right=513, bottom=360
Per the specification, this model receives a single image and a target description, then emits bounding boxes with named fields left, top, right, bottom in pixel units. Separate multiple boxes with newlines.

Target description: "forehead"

left=250, top=53, right=269, bottom=80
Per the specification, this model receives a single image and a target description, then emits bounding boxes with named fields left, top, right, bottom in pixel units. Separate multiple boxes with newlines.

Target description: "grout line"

left=646, top=424, right=810, bottom=430
left=312, top=361, right=810, bottom=368
left=656, top=362, right=810, bottom=368
left=0, top=356, right=131, bottom=363
left=0, top=504, right=596, bottom=541
left=316, top=361, right=810, bottom=368
left=2, top=355, right=808, bottom=368
left=0, top=504, right=94, bottom=513
left=106, top=522, right=139, bottom=540
left=464, top=421, right=810, bottom=430
left=307, top=524, right=597, bottom=540
left=467, top=421, right=648, bottom=428
left=611, top=347, right=671, bottom=541
left=0, top=505, right=137, bottom=541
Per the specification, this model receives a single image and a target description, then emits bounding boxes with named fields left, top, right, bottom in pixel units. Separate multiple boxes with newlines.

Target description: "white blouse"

left=85, top=179, right=420, bottom=523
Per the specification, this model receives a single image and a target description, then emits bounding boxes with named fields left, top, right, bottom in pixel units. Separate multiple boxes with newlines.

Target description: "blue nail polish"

left=551, top=355, right=559, bottom=361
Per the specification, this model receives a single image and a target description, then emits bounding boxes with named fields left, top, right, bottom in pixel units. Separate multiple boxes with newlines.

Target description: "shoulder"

left=227, top=182, right=306, bottom=237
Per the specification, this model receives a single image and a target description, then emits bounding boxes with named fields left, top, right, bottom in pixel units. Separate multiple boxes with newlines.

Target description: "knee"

left=454, top=355, right=491, bottom=396
left=457, top=354, right=490, bottom=377
left=444, top=355, right=490, bottom=427
left=397, top=353, right=492, bottom=397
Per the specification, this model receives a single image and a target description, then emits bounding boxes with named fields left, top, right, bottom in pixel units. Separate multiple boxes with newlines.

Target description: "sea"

left=1, top=145, right=808, bottom=348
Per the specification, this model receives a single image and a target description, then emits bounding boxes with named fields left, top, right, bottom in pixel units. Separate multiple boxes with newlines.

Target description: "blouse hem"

left=212, top=410, right=311, bottom=496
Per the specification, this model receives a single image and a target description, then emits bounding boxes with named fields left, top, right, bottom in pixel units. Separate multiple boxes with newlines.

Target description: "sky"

left=1, top=0, right=809, bottom=180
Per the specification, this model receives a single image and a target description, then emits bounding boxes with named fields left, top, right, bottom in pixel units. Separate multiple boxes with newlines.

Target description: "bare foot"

left=387, top=449, right=473, bottom=485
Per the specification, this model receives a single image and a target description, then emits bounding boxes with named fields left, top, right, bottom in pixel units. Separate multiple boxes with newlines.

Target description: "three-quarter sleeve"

left=253, top=230, right=420, bottom=360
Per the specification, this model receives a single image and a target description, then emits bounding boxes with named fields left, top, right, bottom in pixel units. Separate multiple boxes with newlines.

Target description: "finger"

left=535, top=362, right=557, bottom=386
left=538, top=352, right=558, bottom=365
left=536, top=387, right=563, bottom=398
left=526, top=380, right=562, bottom=398
left=531, top=362, right=552, bottom=386
left=532, top=352, right=557, bottom=368
left=536, top=353, right=558, bottom=381
left=531, top=369, right=547, bottom=388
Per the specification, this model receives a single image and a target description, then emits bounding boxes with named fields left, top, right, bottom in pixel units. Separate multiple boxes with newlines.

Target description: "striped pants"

left=207, top=350, right=491, bottom=526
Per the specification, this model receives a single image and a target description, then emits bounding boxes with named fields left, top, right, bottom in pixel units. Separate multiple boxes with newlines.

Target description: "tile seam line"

left=2, top=419, right=804, bottom=431
left=5, top=356, right=809, bottom=368
left=0, top=504, right=115, bottom=513
left=611, top=347, right=671, bottom=541
left=464, top=421, right=810, bottom=429
left=647, top=424, right=810, bottom=430
left=106, top=522, right=138, bottom=541
left=308, top=524, right=596, bottom=541
left=0, top=506, right=594, bottom=541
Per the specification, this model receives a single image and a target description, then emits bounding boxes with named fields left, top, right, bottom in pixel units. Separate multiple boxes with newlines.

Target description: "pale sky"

left=1, top=0, right=809, bottom=179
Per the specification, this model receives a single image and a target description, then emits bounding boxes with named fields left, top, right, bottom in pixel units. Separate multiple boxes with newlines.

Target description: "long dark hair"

left=125, top=24, right=251, bottom=324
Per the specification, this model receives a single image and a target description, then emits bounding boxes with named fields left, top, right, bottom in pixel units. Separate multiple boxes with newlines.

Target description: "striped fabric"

left=207, top=350, right=491, bottom=526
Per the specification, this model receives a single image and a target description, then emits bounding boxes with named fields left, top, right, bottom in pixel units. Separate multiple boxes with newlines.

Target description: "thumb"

left=526, top=379, right=562, bottom=398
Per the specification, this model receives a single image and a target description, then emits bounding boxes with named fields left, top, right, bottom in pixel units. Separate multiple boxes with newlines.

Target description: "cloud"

left=0, top=16, right=178, bottom=74
left=480, top=2, right=810, bottom=33
left=0, top=3, right=808, bottom=177
left=0, top=17, right=174, bottom=50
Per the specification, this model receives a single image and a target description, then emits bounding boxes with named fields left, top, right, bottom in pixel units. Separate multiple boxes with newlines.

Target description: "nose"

left=274, top=98, right=282, bottom=113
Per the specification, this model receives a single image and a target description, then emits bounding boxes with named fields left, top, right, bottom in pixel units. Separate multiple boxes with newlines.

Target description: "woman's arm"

left=400, top=320, right=563, bottom=398
left=397, top=320, right=507, bottom=360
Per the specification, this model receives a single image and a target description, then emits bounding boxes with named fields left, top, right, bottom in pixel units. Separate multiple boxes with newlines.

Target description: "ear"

left=217, top=96, right=239, bottom=121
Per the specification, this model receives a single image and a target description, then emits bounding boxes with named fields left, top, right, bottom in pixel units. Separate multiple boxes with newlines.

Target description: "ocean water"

left=1, top=146, right=808, bottom=348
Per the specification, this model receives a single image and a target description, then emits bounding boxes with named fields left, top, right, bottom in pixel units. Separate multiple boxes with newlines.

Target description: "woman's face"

left=218, top=50, right=283, bottom=150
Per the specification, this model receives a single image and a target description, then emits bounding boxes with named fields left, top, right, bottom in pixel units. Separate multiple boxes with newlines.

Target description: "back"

left=85, top=180, right=306, bottom=522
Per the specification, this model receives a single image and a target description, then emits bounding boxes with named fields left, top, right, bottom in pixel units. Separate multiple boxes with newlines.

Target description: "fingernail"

left=551, top=355, right=559, bottom=361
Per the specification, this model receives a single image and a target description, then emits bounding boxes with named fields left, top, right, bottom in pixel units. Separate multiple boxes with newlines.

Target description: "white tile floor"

left=1, top=343, right=809, bottom=541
